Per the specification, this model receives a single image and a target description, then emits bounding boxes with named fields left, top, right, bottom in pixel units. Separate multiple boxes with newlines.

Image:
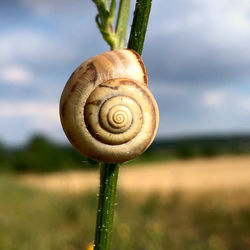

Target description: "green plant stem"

left=94, top=164, right=120, bottom=250
left=93, top=1, right=152, bottom=249
left=128, top=0, right=152, bottom=55
left=93, top=0, right=131, bottom=50
left=116, top=0, right=131, bottom=49
left=93, top=0, right=117, bottom=49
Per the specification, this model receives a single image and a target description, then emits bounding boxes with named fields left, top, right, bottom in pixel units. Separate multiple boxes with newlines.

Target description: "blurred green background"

left=1, top=134, right=250, bottom=173
left=0, top=174, right=250, bottom=250
left=1, top=135, right=250, bottom=250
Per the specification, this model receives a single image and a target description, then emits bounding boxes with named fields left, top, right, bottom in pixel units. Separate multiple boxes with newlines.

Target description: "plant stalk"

left=93, top=0, right=152, bottom=249
left=128, top=0, right=152, bottom=55
left=93, top=0, right=131, bottom=50
left=94, top=164, right=119, bottom=250
left=116, top=0, right=131, bottom=49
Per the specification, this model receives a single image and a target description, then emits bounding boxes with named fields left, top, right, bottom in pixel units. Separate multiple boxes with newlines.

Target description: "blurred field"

left=1, top=156, right=250, bottom=250
left=19, top=155, right=250, bottom=195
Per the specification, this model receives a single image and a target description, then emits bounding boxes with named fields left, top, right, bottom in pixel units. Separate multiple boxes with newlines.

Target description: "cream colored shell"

left=60, top=49, right=159, bottom=163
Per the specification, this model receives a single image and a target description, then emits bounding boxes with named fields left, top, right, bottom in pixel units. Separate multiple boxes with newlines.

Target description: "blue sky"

left=0, top=0, right=250, bottom=145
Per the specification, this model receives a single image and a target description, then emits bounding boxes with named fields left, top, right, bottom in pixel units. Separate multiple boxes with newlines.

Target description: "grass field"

left=19, top=155, right=250, bottom=194
left=1, top=156, right=250, bottom=250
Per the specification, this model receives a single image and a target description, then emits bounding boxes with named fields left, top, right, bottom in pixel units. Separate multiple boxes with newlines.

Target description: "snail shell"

left=60, top=49, right=159, bottom=163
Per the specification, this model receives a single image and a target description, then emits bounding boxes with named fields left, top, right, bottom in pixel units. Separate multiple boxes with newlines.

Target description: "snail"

left=60, top=49, right=159, bottom=163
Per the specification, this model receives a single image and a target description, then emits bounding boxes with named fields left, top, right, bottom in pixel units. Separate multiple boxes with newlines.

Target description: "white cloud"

left=22, top=0, right=59, bottom=15
left=198, top=0, right=250, bottom=47
left=21, top=0, right=68, bottom=15
left=154, top=0, right=250, bottom=46
left=0, top=100, right=58, bottom=126
left=0, top=65, right=32, bottom=85
left=146, top=0, right=250, bottom=85
left=21, top=0, right=89, bottom=16
left=202, top=88, right=250, bottom=114
left=0, top=100, right=65, bottom=145
left=202, top=91, right=225, bottom=108
left=149, top=81, right=189, bottom=96
left=0, top=28, right=77, bottom=65
left=239, top=98, right=250, bottom=112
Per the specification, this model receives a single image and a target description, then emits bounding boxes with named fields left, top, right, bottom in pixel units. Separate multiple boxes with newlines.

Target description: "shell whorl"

left=60, top=49, right=159, bottom=163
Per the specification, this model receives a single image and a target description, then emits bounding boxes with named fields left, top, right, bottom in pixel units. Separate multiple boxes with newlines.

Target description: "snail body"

left=60, top=49, right=159, bottom=163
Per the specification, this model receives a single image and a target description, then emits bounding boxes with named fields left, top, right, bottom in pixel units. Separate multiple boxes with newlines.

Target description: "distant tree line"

left=0, top=134, right=250, bottom=172
left=145, top=134, right=250, bottom=161
left=0, top=135, right=89, bottom=173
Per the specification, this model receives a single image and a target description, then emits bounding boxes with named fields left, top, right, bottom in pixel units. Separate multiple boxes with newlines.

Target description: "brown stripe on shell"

left=68, top=71, right=76, bottom=80
left=65, top=130, right=75, bottom=143
left=98, top=84, right=119, bottom=90
left=78, top=62, right=98, bottom=83
left=68, top=71, right=76, bottom=82
left=85, top=99, right=102, bottom=106
left=128, top=49, right=148, bottom=86
left=60, top=100, right=67, bottom=117
left=70, top=83, right=77, bottom=92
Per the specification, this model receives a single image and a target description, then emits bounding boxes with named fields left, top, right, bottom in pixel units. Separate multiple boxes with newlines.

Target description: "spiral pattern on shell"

left=60, top=49, right=159, bottom=163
